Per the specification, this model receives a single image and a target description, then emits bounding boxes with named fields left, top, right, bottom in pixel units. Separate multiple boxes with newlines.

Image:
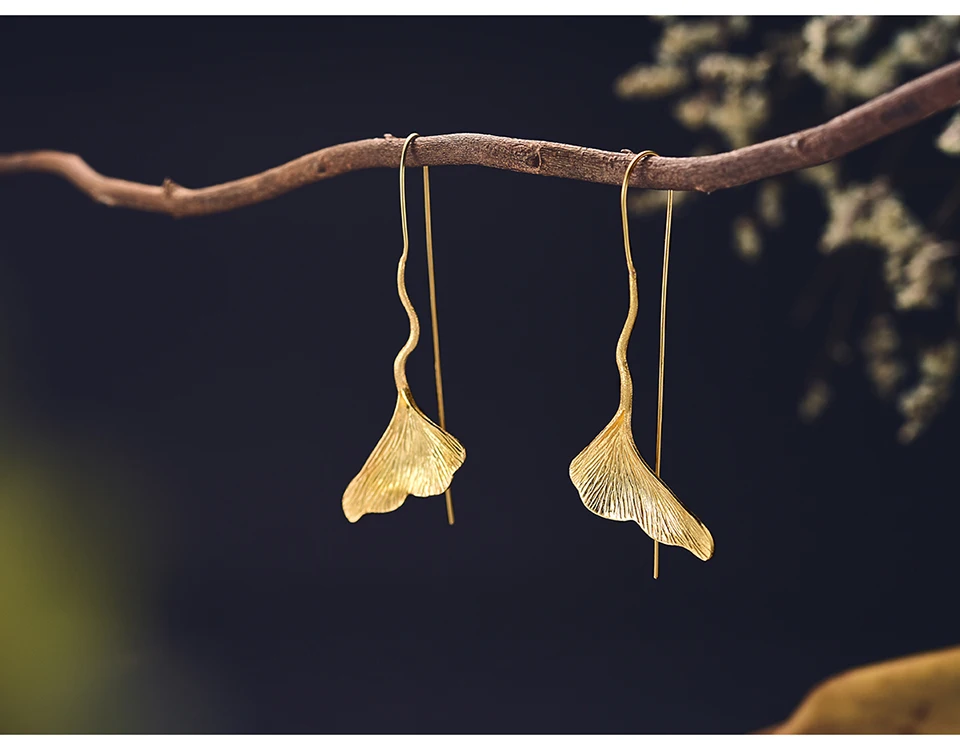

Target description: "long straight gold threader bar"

left=620, top=150, right=674, bottom=580
left=422, top=164, right=455, bottom=526
left=654, top=189, right=674, bottom=579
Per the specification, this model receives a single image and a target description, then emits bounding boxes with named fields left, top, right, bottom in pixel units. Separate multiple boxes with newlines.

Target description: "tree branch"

left=2, top=60, right=959, bottom=218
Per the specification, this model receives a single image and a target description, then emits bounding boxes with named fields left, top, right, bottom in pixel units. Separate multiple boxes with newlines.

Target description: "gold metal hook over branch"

left=570, top=147, right=711, bottom=579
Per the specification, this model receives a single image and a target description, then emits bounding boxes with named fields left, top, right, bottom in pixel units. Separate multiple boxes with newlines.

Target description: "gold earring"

left=342, top=133, right=465, bottom=524
left=569, top=150, right=714, bottom=577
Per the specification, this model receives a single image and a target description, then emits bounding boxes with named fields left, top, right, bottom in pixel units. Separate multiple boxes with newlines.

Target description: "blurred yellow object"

left=768, top=644, right=960, bottom=733
left=0, top=449, right=132, bottom=732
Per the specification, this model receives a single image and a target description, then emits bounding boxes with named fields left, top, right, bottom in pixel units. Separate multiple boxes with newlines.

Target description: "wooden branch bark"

left=2, top=60, right=959, bottom=218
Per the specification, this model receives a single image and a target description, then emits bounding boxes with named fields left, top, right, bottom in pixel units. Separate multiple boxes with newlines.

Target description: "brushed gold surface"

left=343, top=388, right=465, bottom=523
left=569, top=151, right=714, bottom=564
left=342, top=134, right=466, bottom=523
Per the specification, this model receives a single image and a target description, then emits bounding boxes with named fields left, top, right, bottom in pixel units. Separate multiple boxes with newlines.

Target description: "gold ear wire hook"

left=655, top=190, right=674, bottom=578
left=569, top=151, right=711, bottom=572
left=422, top=160, right=455, bottom=525
left=393, top=132, right=419, bottom=394
left=340, top=134, right=465, bottom=524
left=402, top=134, right=455, bottom=525
left=622, top=151, right=674, bottom=580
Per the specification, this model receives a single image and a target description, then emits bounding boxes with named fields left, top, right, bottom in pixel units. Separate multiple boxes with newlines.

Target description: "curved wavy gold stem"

left=569, top=150, right=713, bottom=564
left=342, top=134, right=466, bottom=523
left=622, top=152, right=662, bottom=577
left=615, top=150, right=658, bottom=413
left=392, top=134, right=421, bottom=394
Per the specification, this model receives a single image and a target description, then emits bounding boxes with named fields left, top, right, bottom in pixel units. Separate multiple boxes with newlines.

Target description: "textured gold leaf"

left=571, top=157, right=713, bottom=564
left=342, top=389, right=465, bottom=523
left=343, top=135, right=466, bottom=524
left=570, top=410, right=714, bottom=560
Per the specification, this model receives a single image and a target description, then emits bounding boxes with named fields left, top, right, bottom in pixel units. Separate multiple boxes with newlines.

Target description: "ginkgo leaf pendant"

left=342, top=133, right=466, bottom=524
left=343, top=388, right=466, bottom=523
left=570, top=409, right=713, bottom=560
left=570, top=149, right=713, bottom=566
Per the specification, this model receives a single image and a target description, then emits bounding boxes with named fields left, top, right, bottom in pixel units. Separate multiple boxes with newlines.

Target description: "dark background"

left=1, top=17, right=958, bottom=733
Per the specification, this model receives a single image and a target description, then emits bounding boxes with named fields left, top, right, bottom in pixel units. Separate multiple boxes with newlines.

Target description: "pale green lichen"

left=733, top=216, right=762, bottom=262
left=897, top=338, right=959, bottom=443
left=937, top=109, right=960, bottom=156
left=673, top=86, right=769, bottom=150
left=799, top=16, right=960, bottom=107
left=823, top=15, right=877, bottom=50
left=896, top=239, right=956, bottom=311
left=707, top=88, right=770, bottom=150
left=797, top=162, right=840, bottom=190
left=696, top=53, right=771, bottom=87
left=656, top=19, right=744, bottom=64
left=861, top=314, right=905, bottom=399
left=818, top=179, right=955, bottom=311
left=615, top=16, right=960, bottom=439
left=757, top=180, right=785, bottom=229
left=615, top=64, right=689, bottom=99
left=798, top=379, right=832, bottom=423
left=799, top=17, right=895, bottom=103
left=628, top=187, right=692, bottom=216
left=892, top=16, right=960, bottom=67
left=674, top=92, right=711, bottom=131
left=618, top=17, right=770, bottom=150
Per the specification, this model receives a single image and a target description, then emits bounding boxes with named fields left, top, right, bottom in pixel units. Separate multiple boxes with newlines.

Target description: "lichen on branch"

left=616, top=16, right=960, bottom=441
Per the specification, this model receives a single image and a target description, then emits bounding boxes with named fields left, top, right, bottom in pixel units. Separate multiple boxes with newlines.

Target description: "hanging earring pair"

left=342, top=141, right=713, bottom=576
left=342, top=133, right=463, bottom=525
left=569, top=150, right=714, bottom=577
